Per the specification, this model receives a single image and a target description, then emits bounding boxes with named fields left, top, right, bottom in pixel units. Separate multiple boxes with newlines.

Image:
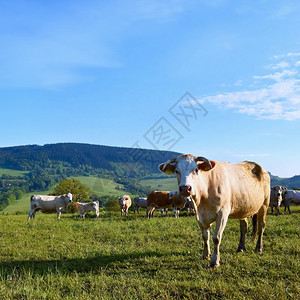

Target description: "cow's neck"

left=193, top=172, right=210, bottom=207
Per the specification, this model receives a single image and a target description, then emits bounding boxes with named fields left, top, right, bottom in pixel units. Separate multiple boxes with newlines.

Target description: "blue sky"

left=0, top=0, right=299, bottom=177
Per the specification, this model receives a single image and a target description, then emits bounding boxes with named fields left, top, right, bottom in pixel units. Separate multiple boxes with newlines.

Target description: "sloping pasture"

left=0, top=210, right=299, bottom=299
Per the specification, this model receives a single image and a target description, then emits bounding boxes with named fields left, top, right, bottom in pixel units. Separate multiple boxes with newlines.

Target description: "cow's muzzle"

left=179, top=185, right=192, bottom=197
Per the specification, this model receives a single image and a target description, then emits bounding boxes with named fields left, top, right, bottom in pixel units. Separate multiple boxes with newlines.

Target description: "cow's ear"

left=197, top=160, right=215, bottom=172
left=159, top=159, right=176, bottom=174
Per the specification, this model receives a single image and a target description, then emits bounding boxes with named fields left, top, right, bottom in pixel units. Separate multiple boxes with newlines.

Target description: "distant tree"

left=54, top=178, right=92, bottom=202
left=105, top=199, right=120, bottom=212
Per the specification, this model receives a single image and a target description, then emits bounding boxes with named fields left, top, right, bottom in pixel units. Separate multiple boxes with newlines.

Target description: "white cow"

left=75, top=201, right=100, bottom=218
left=28, top=193, right=73, bottom=220
left=282, top=190, right=300, bottom=213
left=133, top=197, right=147, bottom=214
left=159, top=154, right=270, bottom=268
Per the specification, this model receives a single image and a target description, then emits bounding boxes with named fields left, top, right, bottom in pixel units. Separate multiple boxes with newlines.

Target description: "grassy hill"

left=140, top=176, right=178, bottom=191
left=0, top=168, right=29, bottom=177
left=0, top=143, right=180, bottom=176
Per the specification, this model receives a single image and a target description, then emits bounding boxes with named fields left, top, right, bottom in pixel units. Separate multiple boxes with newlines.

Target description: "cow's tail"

left=251, top=213, right=258, bottom=240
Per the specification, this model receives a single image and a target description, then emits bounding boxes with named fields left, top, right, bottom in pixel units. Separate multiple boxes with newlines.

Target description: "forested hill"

left=0, top=143, right=181, bottom=177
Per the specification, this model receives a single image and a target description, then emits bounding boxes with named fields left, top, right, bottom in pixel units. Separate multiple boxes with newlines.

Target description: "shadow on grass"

left=0, top=250, right=184, bottom=276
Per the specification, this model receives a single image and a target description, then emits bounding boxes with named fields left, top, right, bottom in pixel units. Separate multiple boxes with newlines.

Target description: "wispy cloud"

left=197, top=53, right=300, bottom=121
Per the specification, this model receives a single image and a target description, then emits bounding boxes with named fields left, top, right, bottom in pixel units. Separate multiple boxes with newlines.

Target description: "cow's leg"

left=211, top=210, right=230, bottom=268
left=288, top=205, right=291, bottom=214
left=255, top=203, right=268, bottom=253
left=270, top=206, right=274, bottom=215
left=57, top=208, right=62, bottom=219
left=28, top=206, right=38, bottom=220
left=147, top=206, right=155, bottom=219
left=27, top=209, right=33, bottom=220
left=199, top=223, right=211, bottom=260
left=237, top=218, right=248, bottom=252
left=276, top=207, right=280, bottom=216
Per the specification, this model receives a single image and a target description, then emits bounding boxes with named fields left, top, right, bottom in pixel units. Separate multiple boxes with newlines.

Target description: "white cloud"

left=197, top=53, right=300, bottom=121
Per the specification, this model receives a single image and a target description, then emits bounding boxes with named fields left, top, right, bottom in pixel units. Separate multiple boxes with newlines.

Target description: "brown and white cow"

left=147, top=191, right=186, bottom=219
left=75, top=201, right=100, bottom=218
left=270, top=186, right=286, bottom=215
left=282, top=190, right=300, bottom=213
left=159, top=154, right=270, bottom=268
left=117, top=195, right=132, bottom=217
left=28, top=193, right=73, bottom=220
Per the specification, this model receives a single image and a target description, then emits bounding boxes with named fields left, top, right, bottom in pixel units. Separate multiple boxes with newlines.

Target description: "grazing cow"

left=133, top=197, right=147, bottom=214
left=282, top=190, right=300, bottom=213
left=75, top=201, right=100, bottom=218
left=159, top=154, right=270, bottom=268
left=147, top=191, right=186, bottom=219
left=270, top=186, right=286, bottom=215
left=118, top=195, right=132, bottom=217
left=28, top=193, right=73, bottom=220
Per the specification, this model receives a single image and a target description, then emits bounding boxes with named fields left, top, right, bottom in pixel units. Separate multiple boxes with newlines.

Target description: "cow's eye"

left=194, top=168, right=198, bottom=174
left=175, top=169, right=179, bottom=175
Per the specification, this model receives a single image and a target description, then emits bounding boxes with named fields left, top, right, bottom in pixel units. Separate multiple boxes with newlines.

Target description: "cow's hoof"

left=202, top=254, right=211, bottom=260
left=210, top=262, right=220, bottom=268
left=255, top=248, right=263, bottom=254
left=237, top=247, right=246, bottom=253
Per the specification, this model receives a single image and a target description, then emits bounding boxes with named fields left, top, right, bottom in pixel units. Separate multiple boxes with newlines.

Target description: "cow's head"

left=66, top=193, right=73, bottom=202
left=159, top=154, right=215, bottom=197
left=117, top=196, right=128, bottom=208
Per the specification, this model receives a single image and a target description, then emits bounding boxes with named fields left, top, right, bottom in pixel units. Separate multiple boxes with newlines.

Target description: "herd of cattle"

left=26, top=154, right=299, bottom=268
left=27, top=186, right=299, bottom=221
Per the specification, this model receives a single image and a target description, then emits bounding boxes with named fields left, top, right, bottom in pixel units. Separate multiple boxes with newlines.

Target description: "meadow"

left=0, top=209, right=299, bottom=299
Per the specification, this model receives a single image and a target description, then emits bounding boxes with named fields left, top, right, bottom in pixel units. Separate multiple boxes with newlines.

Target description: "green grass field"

left=0, top=210, right=299, bottom=299
left=0, top=168, right=29, bottom=177
left=140, top=176, right=178, bottom=191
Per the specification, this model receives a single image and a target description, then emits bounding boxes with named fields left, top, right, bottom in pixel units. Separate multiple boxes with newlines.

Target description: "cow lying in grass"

left=75, top=201, right=100, bottom=218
